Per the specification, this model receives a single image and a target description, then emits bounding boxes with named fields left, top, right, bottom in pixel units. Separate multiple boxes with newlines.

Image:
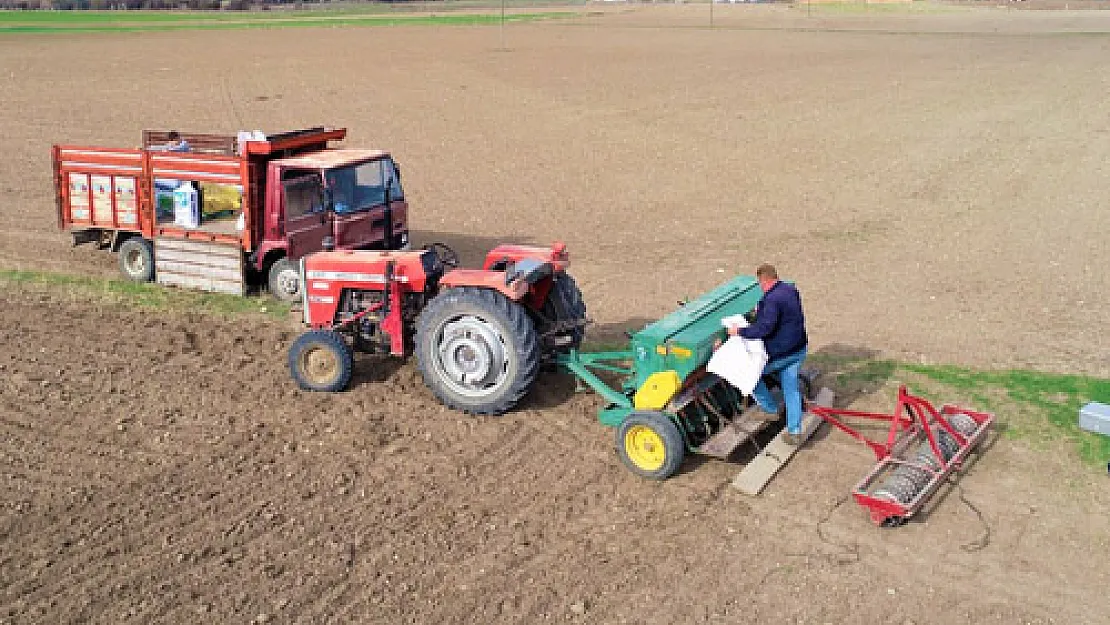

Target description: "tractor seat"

left=504, top=258, right=553, bottom=286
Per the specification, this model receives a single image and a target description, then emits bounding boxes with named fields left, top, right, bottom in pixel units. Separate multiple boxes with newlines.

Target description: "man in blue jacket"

left=728, top=263, right=809, bottom=445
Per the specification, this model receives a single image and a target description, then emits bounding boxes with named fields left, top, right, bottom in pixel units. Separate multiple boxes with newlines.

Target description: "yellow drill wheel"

left=615, top=412, right=686, bottom=480
left=624, top=425, right=667, bottom=472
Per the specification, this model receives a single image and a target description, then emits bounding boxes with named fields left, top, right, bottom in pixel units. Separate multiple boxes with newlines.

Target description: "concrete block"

left=1079, top=402, right=1110, bottom=437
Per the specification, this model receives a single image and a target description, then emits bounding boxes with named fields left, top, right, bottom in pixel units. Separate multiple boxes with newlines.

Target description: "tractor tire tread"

left=415, top=286, right=540, bottom=415
left=541, top=272, right=587, bottom=351
left=288, top=329, right=354, bottom=393
left=615, top=411, right=686, bottom=480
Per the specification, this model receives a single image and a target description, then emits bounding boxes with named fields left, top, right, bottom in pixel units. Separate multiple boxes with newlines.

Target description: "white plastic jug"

left=173, top=181, right=199, bottom=229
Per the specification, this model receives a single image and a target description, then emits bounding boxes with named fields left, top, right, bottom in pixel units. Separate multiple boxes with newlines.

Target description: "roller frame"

left=809, top=385, right=994, bottom=526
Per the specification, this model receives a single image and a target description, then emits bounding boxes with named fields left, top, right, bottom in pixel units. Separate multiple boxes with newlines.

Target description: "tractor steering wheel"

left=424, top=242, right=460, bottom=269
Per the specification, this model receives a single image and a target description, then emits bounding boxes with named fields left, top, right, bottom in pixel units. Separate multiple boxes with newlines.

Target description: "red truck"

left=52, top=127, right=410, bottom=300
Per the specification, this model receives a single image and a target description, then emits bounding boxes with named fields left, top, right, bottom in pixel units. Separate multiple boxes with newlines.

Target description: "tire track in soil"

left=0, top=291, right=385, bottom=621
left=4, top=444, right=280, bottom=617
left=277, top=417, right=629, bottom=623
left=6, top=423, right=401, bottom=623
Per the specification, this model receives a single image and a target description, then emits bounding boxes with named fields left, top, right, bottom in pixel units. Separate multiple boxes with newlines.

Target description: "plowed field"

left=2, top=5, right=1108, bottom=624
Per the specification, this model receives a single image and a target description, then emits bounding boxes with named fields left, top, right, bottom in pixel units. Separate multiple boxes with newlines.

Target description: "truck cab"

left=258, top=150, right=410, bottom=300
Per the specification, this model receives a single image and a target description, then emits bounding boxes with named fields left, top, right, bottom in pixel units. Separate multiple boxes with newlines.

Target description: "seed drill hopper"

left=556, top=275, right=818, bottom=480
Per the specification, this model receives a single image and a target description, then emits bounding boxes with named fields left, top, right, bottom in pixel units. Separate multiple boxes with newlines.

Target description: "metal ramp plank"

left=731, top=387, right=835, bottom=496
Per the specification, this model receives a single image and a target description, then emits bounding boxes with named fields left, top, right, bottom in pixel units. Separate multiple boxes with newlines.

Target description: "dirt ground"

left=1, top=5, right=1109, bottom=624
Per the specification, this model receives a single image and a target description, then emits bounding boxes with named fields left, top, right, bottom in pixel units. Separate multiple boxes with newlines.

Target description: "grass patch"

left=903, top=363, right=1110, bottom=464
left=0, top=9, right=574, bottom=34
left=802, top=350, right=1109, bottom=465
left=0, top=268, right=291, bottom=319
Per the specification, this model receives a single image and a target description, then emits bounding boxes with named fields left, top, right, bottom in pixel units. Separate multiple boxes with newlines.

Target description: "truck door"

left=383, top=158, right=409, bottom=249
left=282, top=174, right=331, bottom=260
left=327, top=158, right=406, bottom=251
left=327, top=159, right=380, bottom=250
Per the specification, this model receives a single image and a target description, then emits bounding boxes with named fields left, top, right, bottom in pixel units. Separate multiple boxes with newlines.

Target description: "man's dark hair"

left=756, top=263, right=778, bottom=280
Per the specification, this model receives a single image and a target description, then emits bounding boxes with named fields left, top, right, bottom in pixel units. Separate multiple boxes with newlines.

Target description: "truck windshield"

left=324, top=158, right=403, bottom=215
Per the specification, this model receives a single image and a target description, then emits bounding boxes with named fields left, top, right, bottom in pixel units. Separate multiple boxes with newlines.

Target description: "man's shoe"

left=782, top=431, right=801, bottom=446
left=744, top=406, right=780, bottom=422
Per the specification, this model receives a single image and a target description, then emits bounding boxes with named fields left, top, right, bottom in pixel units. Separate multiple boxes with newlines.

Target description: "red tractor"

left=288, top=241, right=587, bottom=414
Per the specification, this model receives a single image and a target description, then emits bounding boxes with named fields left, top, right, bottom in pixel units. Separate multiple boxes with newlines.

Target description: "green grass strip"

left=903, top=363, right=1110, bottom=464
left=786, top=1, right=971, bottom=14
left=0, top=267, right=291, bottom=319
left=0, top=10, right=572, bottom=34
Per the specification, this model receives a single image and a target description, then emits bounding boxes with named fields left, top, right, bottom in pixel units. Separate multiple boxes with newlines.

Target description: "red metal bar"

left=809, top=409, right=892, bottom=460
left=379, top=262, right=406, bottom=357
left=334, top=302, right=384, bottom=330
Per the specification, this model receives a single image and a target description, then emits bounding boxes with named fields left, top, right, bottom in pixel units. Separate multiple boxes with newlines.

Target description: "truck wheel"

left=616, top=411, right=686, bottom=480
left=415, top=287, right=540, bottom=415
left=540, top=272, right=587, bottom=351
left=118, top=237, right=154, bottom=282
left=288, top=330, right=353, bottom=392
left=268, top=258, right=301, bottom=302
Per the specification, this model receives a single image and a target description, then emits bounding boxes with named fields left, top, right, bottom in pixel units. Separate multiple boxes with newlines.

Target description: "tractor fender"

left=439, top=269, right=529, bottom=301
left=482, top=241, right=569, bottom=272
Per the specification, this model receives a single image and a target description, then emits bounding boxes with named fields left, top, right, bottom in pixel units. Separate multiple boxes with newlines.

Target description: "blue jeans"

left=751, top=347, right=808, bottom=435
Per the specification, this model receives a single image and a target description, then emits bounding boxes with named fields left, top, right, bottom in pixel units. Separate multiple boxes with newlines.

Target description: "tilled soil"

left=2, top=282, right=1108, bottom=624
left=1, top=5, right=1109, bottom=375
left=2, top=6, right=1109, bottom=624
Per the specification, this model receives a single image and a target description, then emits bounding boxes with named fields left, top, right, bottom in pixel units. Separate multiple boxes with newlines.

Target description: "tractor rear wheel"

left=539, top=272, right=587, bottom=351
left=415, top=287, right=540, bottom=415
left=288, top=330, right=354, bottom=392
left=616, top=411, right=686, bottom=480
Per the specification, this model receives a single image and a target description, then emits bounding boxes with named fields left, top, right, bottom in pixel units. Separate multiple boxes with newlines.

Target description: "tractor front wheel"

left=616, top=411, right=686, bottom=480
left=288, top=330, right=354, bottom=392
left=415, top=287, right=540, bottom=415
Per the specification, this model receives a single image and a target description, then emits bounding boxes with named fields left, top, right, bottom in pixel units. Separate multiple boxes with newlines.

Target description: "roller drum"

left=872, top=412, right=981, bottom=506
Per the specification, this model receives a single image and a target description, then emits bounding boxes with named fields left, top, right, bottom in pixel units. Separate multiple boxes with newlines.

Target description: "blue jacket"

left=740, top=281, right=808, bottom=359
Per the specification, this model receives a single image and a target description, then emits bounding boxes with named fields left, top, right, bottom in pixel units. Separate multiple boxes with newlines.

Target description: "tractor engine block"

left=339, top=288, right=430, bottom=353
